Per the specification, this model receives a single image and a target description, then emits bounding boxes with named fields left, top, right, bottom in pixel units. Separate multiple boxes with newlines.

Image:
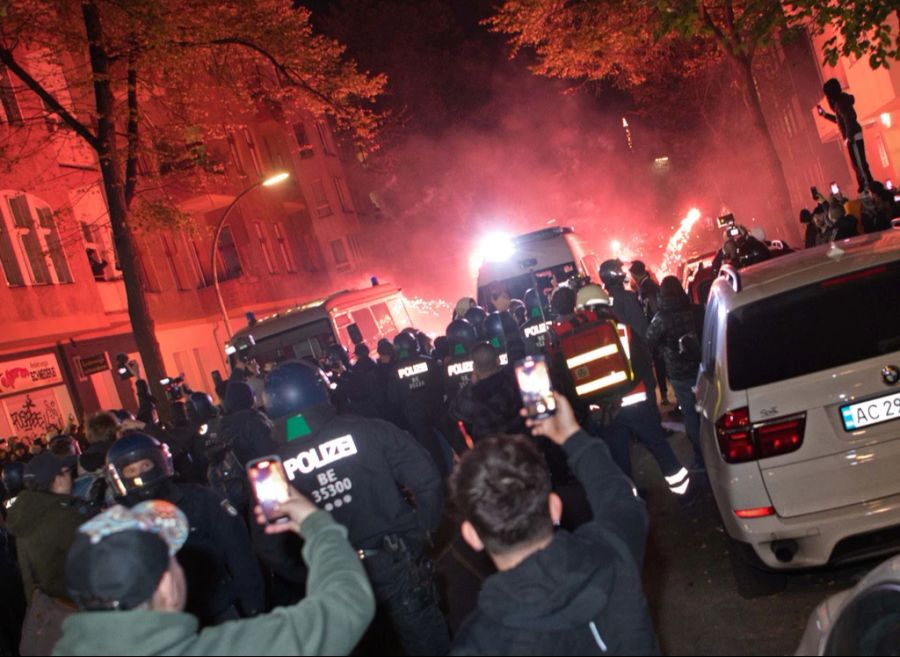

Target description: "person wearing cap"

left=55, top=494, right=376, bottom=656
left=105, top=433, right=265, bottom=627
left=5, top=452, right=97, bottom=654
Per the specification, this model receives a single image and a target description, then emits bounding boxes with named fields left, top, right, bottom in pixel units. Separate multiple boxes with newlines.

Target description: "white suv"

left=696, top=228, right=900, bottom=570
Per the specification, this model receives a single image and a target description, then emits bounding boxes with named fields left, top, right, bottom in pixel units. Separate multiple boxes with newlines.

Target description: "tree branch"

left=173, top=37, right=340, bottom=113
left=699, top=2, right=732, bottom=55
left=0, top=47, right=100, bottom=151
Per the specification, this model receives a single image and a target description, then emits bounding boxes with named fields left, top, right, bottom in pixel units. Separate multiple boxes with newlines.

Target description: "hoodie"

left=6, top=491, right=96, bottom=603
left=53, top=512, right=376, bottom=656
left=451, top=433, right=659, bottom=656
left=822, top=92, right=862, bottom=140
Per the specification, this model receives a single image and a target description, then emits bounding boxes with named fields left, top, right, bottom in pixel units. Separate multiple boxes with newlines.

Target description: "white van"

left=227, top=284, right=413, bottom=369
left=476, top=227, right=597, bottom=309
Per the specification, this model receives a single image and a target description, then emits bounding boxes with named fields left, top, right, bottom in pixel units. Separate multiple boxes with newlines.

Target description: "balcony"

left=96, top=279, right=128, bottom=314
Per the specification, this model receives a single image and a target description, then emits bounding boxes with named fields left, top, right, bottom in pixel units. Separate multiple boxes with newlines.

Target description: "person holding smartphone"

left=449, top=393, right=660, bottom=656
left=55, top=495, right=375, bottom=656
left=818, top=79, right=874, bottom=193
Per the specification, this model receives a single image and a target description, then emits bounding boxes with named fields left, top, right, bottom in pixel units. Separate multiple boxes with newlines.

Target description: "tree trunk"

left=82, top=1, right=171, bottom=422
left=732, top=54, right=798, bottom=240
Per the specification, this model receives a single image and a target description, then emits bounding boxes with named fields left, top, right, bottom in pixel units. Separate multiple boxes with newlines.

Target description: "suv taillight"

left=716, top=408, right=806, bottom=464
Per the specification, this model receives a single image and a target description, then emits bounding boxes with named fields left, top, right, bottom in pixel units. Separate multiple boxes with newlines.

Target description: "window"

left=226, top=132, right=246, bottom=176
left=1, top=194, right=73, bottom=286
left=300, top=232, right=325, bottom=273
left=701, top=297, right=719, bottom=375
left=331, top=238, right=350, bottom=268
left=254, top=222, right=278, bottom=275
left=311, top=180, right=333, bottom=218
left=0, top=65, right=22, bottom=125
left=241, top=127, right=263, bottom=176
left=293, top=122, right=314, bottom=159
left=315, top=121, right=332, bottom=154
left=161, top=235, right=188, bottom=291
left=217, top=225, right=243, bottom=281
left=273, top=222, right=297, bottom=273
left=348, top=234, right=364, bottom=260
left=370, top=302, right=398, bottom=337
left=727, top=263, right=900, bottom=390
left=333, top=177, right=352, bottom=212
left=185, top=236, right=207, bottom=288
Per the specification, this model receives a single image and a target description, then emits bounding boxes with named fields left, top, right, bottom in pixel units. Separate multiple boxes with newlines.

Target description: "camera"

left=717, top=213, right=736, bottom=229
left=160, top=375, right=186, bottom=402
left=727, top=226, right=742, bottom=239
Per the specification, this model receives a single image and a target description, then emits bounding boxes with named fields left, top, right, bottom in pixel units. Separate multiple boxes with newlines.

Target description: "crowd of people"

left=0, top=255, right=715, bottom=656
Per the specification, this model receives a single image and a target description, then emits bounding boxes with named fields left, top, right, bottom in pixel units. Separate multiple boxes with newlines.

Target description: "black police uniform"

left=521, top=290, right=553, bottom=356
left=273, top=405, right=449, bottom=657
left=121, top=478, right=265, bottom=626
left=388, top=352, right=455, bottom=474
left=444, top=320, right=478, bottom=404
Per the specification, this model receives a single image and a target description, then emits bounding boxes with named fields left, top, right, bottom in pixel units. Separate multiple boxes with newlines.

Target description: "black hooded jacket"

left=823, top=92, right=862, bottom=139
left=646, top=294, right=704, bottom=382
left=216, top=408, right=278, bottom=467
left=450, top=433, right=659, bottom=656
left=450, top=367, right=526, bottom=442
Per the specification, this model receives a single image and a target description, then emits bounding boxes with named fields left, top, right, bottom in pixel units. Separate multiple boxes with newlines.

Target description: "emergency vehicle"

left=226, top=283, right=413, bottom=369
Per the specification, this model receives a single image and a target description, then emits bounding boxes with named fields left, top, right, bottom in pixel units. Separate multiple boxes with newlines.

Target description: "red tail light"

left=734, top=506, right=775, bottom=519
left=716, top=408, right=806, bottom=464
left=716, top=407, right=754, bottom=463
left=756, top=415, right=806, bottom=459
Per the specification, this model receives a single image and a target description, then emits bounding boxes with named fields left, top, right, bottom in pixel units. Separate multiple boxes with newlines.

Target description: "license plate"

left=841, top=392, right=900, bottom=431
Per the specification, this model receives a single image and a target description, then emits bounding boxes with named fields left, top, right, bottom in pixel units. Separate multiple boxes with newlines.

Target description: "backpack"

left=551, top=311, right=635, bottom=404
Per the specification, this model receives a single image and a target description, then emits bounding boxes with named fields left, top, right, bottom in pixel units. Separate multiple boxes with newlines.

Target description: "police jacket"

left=216, top=408, right=278, bottom=467
left=124, top=480, right=265, bottom=625
left=521, top=316, right=552, bottom=356
left=646, top=295, right=704, bottom=382
left=444, top=354, right=475, bottom=402
left=334, top=358, right=384, bottom=419
left=275, top=406, right=443, bottom=550
left=387, top=355, right=445, bottom=427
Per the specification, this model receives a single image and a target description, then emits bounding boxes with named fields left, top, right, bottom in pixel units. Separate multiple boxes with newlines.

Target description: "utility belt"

left=357, top=532, right=438, bottom=611
left=356, top=532, right=425, bottom=562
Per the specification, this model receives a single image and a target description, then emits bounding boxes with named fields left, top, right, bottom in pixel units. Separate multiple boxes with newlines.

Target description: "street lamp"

left=213, top=171, right=290, bottom=338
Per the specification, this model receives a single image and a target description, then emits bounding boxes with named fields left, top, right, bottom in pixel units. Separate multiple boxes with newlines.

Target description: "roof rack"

left=718, top=265, right=742, bottom=292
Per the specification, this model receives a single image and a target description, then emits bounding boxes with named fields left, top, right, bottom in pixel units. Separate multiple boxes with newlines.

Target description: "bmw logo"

left=883, top=366, right=900, bottom=386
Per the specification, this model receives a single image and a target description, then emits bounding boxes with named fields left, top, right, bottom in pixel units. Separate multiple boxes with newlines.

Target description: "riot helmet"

left=524, top=289, right=544, bottom=320
left=105, top=433, right=174, bottom=499
left=186, top=392, right=217, bottom=425
left=446, top=319, right=478, bottom=357
left=1, top=462, right=25, bottom=498
left=509, top=299, right=527, bottom=326
left=599, top=259, right=627, bottom=289
left=463, top=306, right=489, bottom=338
left=264, top=360, right=331, bottom=421
left=393, top=331, right=420, bottom=359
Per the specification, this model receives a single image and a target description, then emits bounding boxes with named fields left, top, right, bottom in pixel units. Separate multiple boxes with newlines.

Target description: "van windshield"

left=478, top=262, right=579, bottom=310
left=727, top=262, right=900, bottom=390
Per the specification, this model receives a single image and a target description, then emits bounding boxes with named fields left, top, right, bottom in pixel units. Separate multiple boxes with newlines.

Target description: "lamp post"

left=213, top=172, right=290, bottom=338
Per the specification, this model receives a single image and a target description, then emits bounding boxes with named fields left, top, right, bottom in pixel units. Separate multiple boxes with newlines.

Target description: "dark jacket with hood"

left=450, top=367, right=526, bottom=442
left=6, top=490, right=96, bottom=603
left=823, top=91, right=862, bottom=140
left=646, top=293, right=704, bottom=382
left=216, top=408, right=277, bottom=467
left=450, top=432, right=659, bottom=656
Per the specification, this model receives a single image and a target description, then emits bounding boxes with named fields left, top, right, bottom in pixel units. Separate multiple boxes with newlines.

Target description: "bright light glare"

left=262, top=172, right=290, bottom=187
left=881, top=112, right=892, bottom=129
left=687, top=208, right=701, bottom=222
left=611, top=240, right=622, bottom=253
left=480, top=233, right=516, bottom=263
left=658, top=208, right=703, bottom=277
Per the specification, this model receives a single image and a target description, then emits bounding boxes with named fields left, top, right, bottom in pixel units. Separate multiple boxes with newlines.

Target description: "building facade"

left=0, top=49, right=373, bottom=439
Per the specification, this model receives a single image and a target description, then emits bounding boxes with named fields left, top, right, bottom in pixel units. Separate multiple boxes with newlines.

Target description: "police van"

left=227, top=284, right=413, bottom=369
left=476, top=227, right=597, bottom=311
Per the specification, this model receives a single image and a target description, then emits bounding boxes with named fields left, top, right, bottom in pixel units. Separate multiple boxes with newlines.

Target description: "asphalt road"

left=639, top=425, right=876, bottom=656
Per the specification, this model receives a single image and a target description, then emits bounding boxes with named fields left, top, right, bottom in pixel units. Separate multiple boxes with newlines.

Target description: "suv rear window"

left=727, top=262, right=900, bottom=390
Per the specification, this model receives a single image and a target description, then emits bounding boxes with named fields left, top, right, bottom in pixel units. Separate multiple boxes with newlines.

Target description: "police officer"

left=485, top=311, right=526, bottom=365
left=444, top=319, right=478, bottom=403
left=463, top=306, right=489, bottom=340
left=509, top=298, right=527, bottom=326
left=520, top=288, right=553, bottom=356
left=105, top=433, right=266, bottom=626
left=388, top=331, right=458, bottom=474
left=598, top=260, right=692, bottom=501
left=265, top=361, right=449, bottom=656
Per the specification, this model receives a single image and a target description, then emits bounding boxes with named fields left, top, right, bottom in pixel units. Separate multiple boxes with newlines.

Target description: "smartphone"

left=817, top=105, right=825, bottom=117
left=247, top=456, right=291, bottom=523
left=717, top=213, right=735, bottom=229
left=810, top=186, right=819, bottom=201
left=830, top=182, right=840, bottom=196
left=515, top=356, right=556, bottom=420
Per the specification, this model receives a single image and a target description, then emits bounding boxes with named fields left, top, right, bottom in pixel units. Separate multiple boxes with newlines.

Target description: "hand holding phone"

left=253, top=487, right=319, bottom=536
left=830, top=182, right=840, bottom=196
left=524, top=392, right=580, bottom=446
left=515, top=356, right=556, bottom=420
left=247, top=456, right=292, bottom=525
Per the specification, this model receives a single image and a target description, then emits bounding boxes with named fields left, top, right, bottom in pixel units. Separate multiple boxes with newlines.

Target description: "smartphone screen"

left=830, top=182, right=840, bottom=196
left=515, top=356, right=556, bottom=420
left=247, top=457, right=290, bottom=522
